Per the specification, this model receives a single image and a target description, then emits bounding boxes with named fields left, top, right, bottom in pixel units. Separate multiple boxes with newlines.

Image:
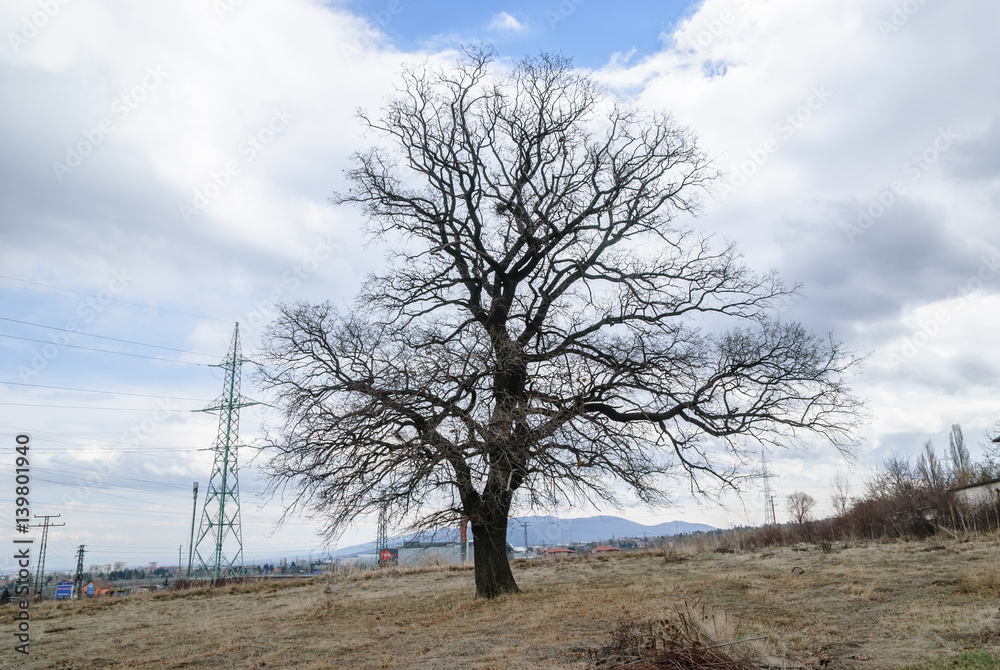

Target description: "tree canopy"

left=259, top=48, right=862, bottom=597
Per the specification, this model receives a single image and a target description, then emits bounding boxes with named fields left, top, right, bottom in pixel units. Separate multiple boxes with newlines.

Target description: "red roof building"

left=84, top=578, right=115, bottom=597
left=589, top=545, right=621, bottom=554
left=543, top=547, right=575, bottom=556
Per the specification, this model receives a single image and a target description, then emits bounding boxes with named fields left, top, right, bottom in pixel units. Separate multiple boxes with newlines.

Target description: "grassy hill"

left=7, top=534, right=1000, bottom=669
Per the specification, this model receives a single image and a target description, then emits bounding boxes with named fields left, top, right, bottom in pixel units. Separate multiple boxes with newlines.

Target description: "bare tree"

left=787, top=491, right=816, bottom=524
left=916, top=440, right=947, bottom=492
left=258, top=48, right=863, bottom=598
left=866, top=454, right=917, bottom=500
left=947, top=423, right=973, bottom=487
left=830, top=472, right=851, bottom=516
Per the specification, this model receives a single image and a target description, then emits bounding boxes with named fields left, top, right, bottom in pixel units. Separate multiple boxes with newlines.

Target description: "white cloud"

left=592, top=0, right=1000, bottom=523
left=0, top=0, right=439, bottom=568
left=488, top=11, right=527, bottom=34
left=4, top=0, right=1000, bottom=551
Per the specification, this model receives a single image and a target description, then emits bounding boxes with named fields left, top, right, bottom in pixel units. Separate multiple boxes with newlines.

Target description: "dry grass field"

left=5, top=534, right=1000, bottom=670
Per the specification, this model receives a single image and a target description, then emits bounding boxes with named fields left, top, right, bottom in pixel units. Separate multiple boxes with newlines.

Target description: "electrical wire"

left=0, top=332, right=210, bottom=365
left=0, top=316, right=220, bottom=357
left=43, top=459, right=195, bottom=490
left=29, top=465, right=267, bottom=497
left=0, top=380, right=215, bottom=401
left=0, top=423, right=210, bottom=450
left=0, top=274, right=233, bottom=323
left=0, top=401, right=201, bottom=411
left=29, top=475, right=194, bottom=509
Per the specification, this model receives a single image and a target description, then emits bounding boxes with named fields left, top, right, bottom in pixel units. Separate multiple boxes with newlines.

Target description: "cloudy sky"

left=1, top=0, right=998, bottom=571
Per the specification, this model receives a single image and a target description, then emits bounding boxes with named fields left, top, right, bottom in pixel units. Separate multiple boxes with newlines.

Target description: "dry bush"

left=959, top=562, right=1000, bottom=597
left=597, top=597, right=767, bottom=670
left=849, top=578, right=884, bottom=602
left=622, top=647, right=757, bottom=670
left=660, top=545, right=689, bottom=564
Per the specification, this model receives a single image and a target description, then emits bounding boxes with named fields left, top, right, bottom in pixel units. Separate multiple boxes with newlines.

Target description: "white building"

left=952, top=478, right=1000, bottom=506
left=397, top=542, right=473, bottom=566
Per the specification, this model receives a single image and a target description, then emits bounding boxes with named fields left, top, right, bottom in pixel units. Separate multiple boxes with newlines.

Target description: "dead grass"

left=958, top=562, right=1000, bottom=598
left=4, top=536, right=1000, bottom=669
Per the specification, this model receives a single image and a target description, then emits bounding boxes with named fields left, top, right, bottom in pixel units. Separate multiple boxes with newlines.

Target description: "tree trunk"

left=471, top=513, right=519, bottom=598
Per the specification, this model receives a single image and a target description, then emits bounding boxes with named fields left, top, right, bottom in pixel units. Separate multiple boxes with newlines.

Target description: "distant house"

left=952, top=478, right=1000, bottom=506
left=542, top=547, right=574, bottom=557
left=84, top=578, right=115, bottom=597
left=589, top=545, right=621, bottom=554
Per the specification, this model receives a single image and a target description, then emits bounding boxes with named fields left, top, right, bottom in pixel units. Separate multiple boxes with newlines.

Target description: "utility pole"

left=194, top=324, right=256, bottom=582
left=72, top=545, right=85, bottom=599
left=761, top=452, right=777, bottom=526
left=187, top=481, right=198, bottom=579
left=30, top=515, right=64, bottom=599
left=459, top=515, right=468, bottom=563
left=376, top=502, right=388, bottom=566
left=178, top=545, right=182, bottom=577
left=517, top=520, right=529, bottom=554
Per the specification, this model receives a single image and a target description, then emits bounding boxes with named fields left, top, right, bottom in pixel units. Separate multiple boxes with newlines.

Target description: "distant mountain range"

left=327, top=515, right=716, bottom=557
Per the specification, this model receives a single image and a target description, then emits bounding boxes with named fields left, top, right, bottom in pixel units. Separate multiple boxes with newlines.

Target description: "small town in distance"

left=0, top=516, right=715, bottom=602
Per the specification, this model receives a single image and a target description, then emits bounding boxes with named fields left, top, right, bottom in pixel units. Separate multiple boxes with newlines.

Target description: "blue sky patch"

left=338, top=0, right=698, bottom=68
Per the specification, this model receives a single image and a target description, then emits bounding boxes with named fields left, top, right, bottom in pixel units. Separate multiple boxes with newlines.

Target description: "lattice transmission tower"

left=193, top=324, right=256, bottom=581
left=72, top=545, right=85, bottom=599
left=761, top=452, right=777, bottom=526
left=31, top=514, right=64, bottom=598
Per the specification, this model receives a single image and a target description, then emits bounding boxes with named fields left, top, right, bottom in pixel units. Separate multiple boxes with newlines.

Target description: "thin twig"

left=705, top=635, right=771, bottom=650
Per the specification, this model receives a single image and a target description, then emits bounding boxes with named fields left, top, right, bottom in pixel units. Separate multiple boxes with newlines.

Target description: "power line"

left=0, top=423, right=207, bottom=450
left=30, top=467, right=267, bottom=500
left=43, top=459, right=195, bottom=490
left=0, top=380, right=214, bottom=401
left=0, top=332, right=209, bottom=365
left=29, top=476, right=194, bottom=509
left=0, top=401, right=201, bottom=411
left=2, top=434, right=205, bottom=453
left=0, top=316, right=219, bottom=357
left=0, top=274, right=232, bottom=323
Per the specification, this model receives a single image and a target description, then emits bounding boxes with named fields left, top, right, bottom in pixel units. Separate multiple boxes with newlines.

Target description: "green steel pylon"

left=193, top=323, right=257, bottom=582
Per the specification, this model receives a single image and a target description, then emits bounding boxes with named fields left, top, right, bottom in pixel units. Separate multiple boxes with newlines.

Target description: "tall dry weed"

left=959, top=563, right=1000, bottom=597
